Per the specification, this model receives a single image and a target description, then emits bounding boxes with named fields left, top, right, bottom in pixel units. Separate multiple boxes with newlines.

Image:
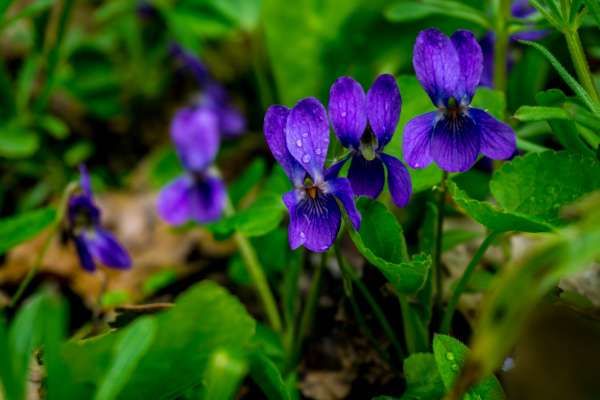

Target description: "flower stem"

left=493, top=0, right=512, bottom=93
left=433, top=172, right=448, bottom=307
left=335, top=244, right=406, bottom=362
left=564, top=27, right=600, bottom=103
left=440, top=231, right=501, bottom=334
left=224, top=199, right=282, bottom=333
left=9, top=182, right=78, bottom=308
left=291, top=251, right=326, bottom=364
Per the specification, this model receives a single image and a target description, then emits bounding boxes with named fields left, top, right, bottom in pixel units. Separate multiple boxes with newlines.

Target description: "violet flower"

left=328, top=74, right=412, bottom=208
left=480, top=0, right=548, bottom=87
left=264, top=98, right=361, bottom=253
left=67, top=166, right=131, bottom=272
left=157, top=107, right=226, bottom=225
left=403, top=29, right=516, bottom=173
left=170, top=43, right=246, bottom=138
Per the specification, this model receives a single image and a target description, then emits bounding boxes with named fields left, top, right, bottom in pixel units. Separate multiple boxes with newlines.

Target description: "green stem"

left=292, top=251, right=326, bottom=364
left=347, top=292, right=390, bottom=363
left=9, top=181, right=78, bottom=308
left=224, top=199, right=282, bottom=333
left=335, top=244, right=405, bottom=361
left=493, top=0, right=511, bottom=93
left=433, top=172, right=448, bottom=307
left=564, top=28, right=600, bottom=103
left=440, top=231, right=501, bottom=334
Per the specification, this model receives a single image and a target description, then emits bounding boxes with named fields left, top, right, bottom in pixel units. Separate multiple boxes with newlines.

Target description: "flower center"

left=306, top=186, right=318, bottom=199
left=442, top=97, right=467, bottom=122
left=358, top=128, right=378, bottom=161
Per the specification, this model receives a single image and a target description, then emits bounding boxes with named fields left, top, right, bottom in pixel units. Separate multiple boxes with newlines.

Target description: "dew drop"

left=302, top=154, right=311, bottom=163
left=341, top=111, right=347, bottom=117
left=315, top=148, right=322, bottom=155
left=300, top=231, right=306, bottom=239
left=446, top=352, right=455, bottom=361
left=302, top=132, right=309, bottom=138
left=296, top=139, right=303, bottom=147
left=451, top=364, right=459, bottom=371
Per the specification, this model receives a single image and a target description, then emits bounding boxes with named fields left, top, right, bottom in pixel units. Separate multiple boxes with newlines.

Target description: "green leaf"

left=5, top=290, right=66, bottom=400
left=490, top=151, right=600, bottom=221
left=213, top=193, right=286, bottom=238
left=94, top=318, right=157, bottom=400
left=229, top=158, right=266, bottom=207
left=349, top=198, right=429, bottom=294
left=519, top=40, right=600, bottom=117
left=513, top=105, right=570, bottom=121
left=38, top=115, right=69, bottom=140
left=201, top=349, right=248, bottom=400
left=147, top=146, right=184, bottom=189
left=433, top=335, right=504, bottom=399
left=0, top=207, right=56, bottom=255
left=0, top=127, right=40, bottom=158
left=249, top=352, right=291, bottom=400
left=535, top=90, right=595, bottom=156
left=472, top=88, right=506, bottom=120
left=385, top=0, right=491, bottom=28
left=61, top=281, right=256, bottom=399
left=448, top=180, right=554, bottom=233
left=400, top=353, right=444, bottom=400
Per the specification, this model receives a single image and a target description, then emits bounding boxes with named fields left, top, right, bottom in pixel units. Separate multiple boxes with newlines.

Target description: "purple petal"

left=283, top=189, right=341, bottom=253
left=402, top=111, right=437, bottom=169
left=157, top=174, right=226, bottom=225
left=170, top=106, right=220, bottom=173
left=324, top=155, right=350, bottom=180
left=74, top=236, right=96, bottom=272
left=79, top=165, right=92, bottom=197
left=328, top=76, right=367, bottom=149
left=68, top=194, right=100, bottom=227
left=327, top=177, right=361, bottom=230
left=264, top=105, right=305, bottom=185
left=413, top=29, right=460, bottom=106
left=511, top=29, right=548, bottom=42
left=170, top=43, right=209, bottom=85
left=218, top=105, right=246, bottom=138
left=285, top=97, right=330, bottom=181
left=347, top=154, right=385, bottom=199
left=511, top=0, right=536, bottom=18
left=430, top=114, right=481, bottom=172
left=380, top=153, right=412, bottom=208
left=81, top=228, right=131, bottom=269
left=366, top=74, right=402, bottom=147
left=451, top=30, right=482, bottom=102
left=470, top=108, right=516, bottom=160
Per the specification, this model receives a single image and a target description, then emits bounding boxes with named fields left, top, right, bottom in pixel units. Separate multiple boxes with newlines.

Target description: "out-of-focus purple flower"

left=480, top=0, right=548, bottom=87
left=157, top=107, right=226, bottom=225
left=136, top=1, right=158, bottom=20
left=264, top=99, right=361, bottom=253
left=403, top=29, right=516, bottom=173
left=327, top=74, right=412, bottom=208
left=170, top=44, right=246, bottom=138
left=67, top=166, right=131, bottom=272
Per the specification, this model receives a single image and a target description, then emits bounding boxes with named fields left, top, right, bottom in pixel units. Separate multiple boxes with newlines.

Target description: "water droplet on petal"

left=300, top=231, right=306, bottom=239
left=302, top=132, right=309, bottom=138
left=341, top=111, right=347, bottom=117
left=315, top=148, right=322, bottom=155
left=296, top=139, right=303, bottom=147
left=302, top=154, right=311, bottom=163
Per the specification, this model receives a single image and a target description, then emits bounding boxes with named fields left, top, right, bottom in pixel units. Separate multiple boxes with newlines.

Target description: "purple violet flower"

left=264, top=98, right=361, bottom=253
left=170, top=43, right=246, bottom=138
left=157, top=107, right=226, bottom=225
left=328, top=74, right=412, bottom=208
left=480, top=0, right=548, bottom=87
left=67, top=166, right=131, bottom=272
left=403, top=29, right=516, bottom=173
